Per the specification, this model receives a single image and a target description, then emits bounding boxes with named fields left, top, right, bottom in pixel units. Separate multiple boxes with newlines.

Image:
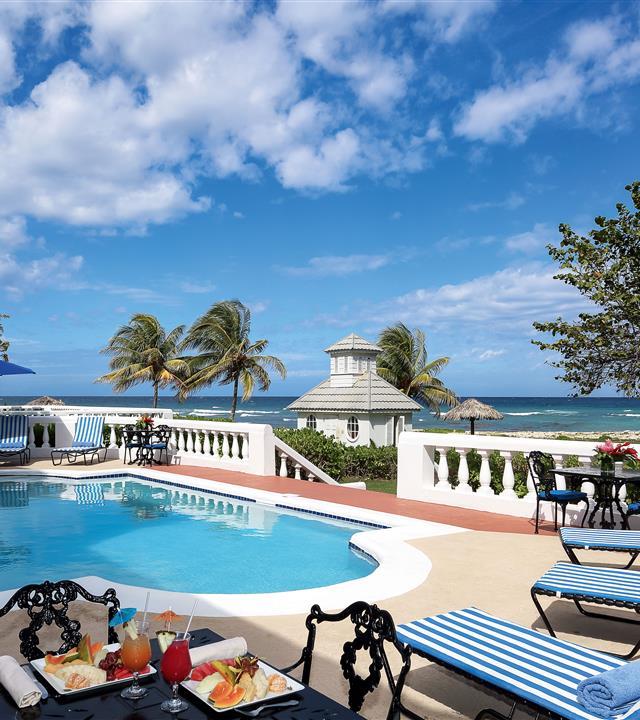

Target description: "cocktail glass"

left=120, top=620, right=152, bottom=700
left=160, top=632, right=191, bottom=713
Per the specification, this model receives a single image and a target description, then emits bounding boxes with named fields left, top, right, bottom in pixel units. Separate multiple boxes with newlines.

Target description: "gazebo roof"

left=26, top=396, right=65, bottom=406
left=287, top=371, right=420, bottom=413
left=324, top=333, right=382, bottom=354
left=442, top=398, right=503, bottom=422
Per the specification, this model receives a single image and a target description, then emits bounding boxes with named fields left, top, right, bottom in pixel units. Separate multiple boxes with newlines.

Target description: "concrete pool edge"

left=0, top=467, right=467, bottom=616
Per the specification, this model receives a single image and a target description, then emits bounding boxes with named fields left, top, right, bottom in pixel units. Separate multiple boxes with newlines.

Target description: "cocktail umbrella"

left=109, top=607, right=137, bottom=627
left=154, top=609, right=182, bottom=630
left=442, top=398, right=503, bottom=435
left=0, top=359, right=35, bottom=376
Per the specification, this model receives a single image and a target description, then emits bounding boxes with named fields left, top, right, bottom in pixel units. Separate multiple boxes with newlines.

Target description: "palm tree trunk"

left=230, top=376, right=239, bottom=422
left=153, top=381, right=159, bottom=409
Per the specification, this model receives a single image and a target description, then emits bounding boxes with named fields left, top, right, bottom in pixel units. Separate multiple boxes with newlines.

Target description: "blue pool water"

left=0, top=476, right=377, bottom=594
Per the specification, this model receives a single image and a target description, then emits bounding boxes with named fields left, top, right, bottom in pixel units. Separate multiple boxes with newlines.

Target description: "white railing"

left=1, top=409, right=354, bottom=484
left=0, top=404, right=172, bottom=418
left=397, top=431, right=640, bottom=524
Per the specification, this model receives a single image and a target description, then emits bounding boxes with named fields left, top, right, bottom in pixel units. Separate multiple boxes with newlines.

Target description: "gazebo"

left=442, top=398, right=503, bottom=435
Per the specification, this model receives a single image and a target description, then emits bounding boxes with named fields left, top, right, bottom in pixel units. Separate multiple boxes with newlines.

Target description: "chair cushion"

left=534, top=562, right=640, bottom=604
left=539, top=489, right=587, bottom=502
left=144, top=443, right=167, bottom=449
left=560, top=527, right=640, bottom=550
left=627, top=503, right=640, bottom=514
left=396, top=607, right=631, bottom=720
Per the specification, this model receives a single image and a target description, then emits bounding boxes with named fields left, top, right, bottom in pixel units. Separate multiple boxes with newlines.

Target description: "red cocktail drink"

left=160, top=632, right=191, bottom=713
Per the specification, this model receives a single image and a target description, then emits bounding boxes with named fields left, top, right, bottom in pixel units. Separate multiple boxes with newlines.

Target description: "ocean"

left=1, top=395, right=640, bottom=433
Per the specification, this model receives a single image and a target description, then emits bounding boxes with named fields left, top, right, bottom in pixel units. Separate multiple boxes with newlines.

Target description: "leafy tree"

left=533, top=181, right=640, bottom=396
left=0, top=314, right=9, bottom=361
left=96, top=313, right=189, bottom=407
left=376, top=322, right=457, bottom=414
left=181, top=300, right=286, bottom=421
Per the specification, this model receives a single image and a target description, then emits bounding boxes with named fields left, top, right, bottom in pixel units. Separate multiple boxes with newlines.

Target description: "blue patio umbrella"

left=0, top=359, right=35, bottom=376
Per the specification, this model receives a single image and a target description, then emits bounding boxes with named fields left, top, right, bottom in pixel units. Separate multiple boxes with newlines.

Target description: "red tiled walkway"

left=160, top=465, right=556, bottom=535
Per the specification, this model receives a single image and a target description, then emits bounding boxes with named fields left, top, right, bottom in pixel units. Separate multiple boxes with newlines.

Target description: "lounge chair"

left=560, top=527, right=640, bottom=569
left=51, top=415, right=106, bottom=466
left=531, top=561, right=640, bottom=658
left=528, top=451, right=589, bottom=533
left=0, top=414, right=30, bottom=464
left=396, top=606, right=640, bottom=720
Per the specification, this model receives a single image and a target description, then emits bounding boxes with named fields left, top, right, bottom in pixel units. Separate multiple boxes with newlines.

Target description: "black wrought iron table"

left=558, top=467, right=640, bottom=529
left=123, top=427, right=157, bottom=467
left=2, top=628, right=361, bottom=720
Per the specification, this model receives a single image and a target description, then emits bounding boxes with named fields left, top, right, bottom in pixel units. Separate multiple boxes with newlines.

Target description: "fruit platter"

left=181, top=655, right=303, bottom=713
left=30, top=634, right=157, bottom=695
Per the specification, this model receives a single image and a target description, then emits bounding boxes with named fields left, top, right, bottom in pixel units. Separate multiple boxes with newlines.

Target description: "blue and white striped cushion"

left=396, top=607, right=639, bottom=720
left=561, top=528, right=640, bottom=551
left=71, top=416, right=104, bottom=448
left=534, top=562, right=640, bottom=604
left=0, top=415, right=28, bottom=450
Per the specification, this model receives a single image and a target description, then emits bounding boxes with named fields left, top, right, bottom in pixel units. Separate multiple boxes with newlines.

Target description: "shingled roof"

left=324, top=333, right=382, bottom=354
left=287, top=371, right=421, bottom=413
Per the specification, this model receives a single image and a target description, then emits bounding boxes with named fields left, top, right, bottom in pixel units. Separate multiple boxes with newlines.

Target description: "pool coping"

left=0, top=467, right=467, bottom=617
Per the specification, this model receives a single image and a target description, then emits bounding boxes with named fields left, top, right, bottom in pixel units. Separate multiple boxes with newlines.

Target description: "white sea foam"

left=504, top=412, right=543, bottom=416
left=610, top=413, right=640, bottom=418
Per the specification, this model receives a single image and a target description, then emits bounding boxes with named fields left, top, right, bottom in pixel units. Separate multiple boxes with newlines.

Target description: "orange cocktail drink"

left=120, top=620, right=152, bottom=700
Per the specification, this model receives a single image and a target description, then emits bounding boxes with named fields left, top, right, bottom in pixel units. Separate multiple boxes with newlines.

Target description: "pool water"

left=0, top=477, right=377, bottom=594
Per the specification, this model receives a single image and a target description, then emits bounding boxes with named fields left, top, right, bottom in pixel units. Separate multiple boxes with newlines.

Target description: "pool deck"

left=1, top=458, right=616, bottom=720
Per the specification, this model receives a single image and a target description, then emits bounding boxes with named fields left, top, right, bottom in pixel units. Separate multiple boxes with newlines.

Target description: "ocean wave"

left=610, top=413, right=640, bottom=418
left=504, top=412, right=543, bottom=416
left=190, top=408, right=231, bottom=415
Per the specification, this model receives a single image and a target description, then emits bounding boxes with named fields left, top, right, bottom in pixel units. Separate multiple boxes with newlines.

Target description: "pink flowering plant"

left=136, top=414, right=155, bottom=429
left=594, top=440, right=639, bottom=467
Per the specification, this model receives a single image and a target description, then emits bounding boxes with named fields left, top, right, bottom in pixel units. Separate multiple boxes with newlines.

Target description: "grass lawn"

left=343, top=477, right=397, bottom=494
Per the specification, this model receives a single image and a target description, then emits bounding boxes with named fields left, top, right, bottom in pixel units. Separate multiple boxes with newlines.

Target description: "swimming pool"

left=0, top=475, right=377, bottom=595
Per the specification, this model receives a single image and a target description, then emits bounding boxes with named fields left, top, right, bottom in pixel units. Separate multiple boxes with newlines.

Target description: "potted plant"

left=594, top=440, right=639, bottom=477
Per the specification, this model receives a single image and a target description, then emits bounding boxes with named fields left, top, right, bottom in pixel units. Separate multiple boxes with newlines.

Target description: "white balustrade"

left=455, top=450, right=471, bottom=493
left=397, top=431, right=640, bottom=526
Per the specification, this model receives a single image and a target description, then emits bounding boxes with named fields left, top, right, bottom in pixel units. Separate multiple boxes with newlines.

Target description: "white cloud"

left=478, top=349, right=506, bottom=361
left=390, top=211, right=402, bottom=220
left=383, top=0, right=497, bottom=42
left=279, top=253, right=391, bottom=277
left=504, top=223, right=551, bottom=254
left=0, top=251, right=83, bottom=299
left=233, top=211, right=244, bottom=220
left=0, top=216, right=30, bottom=248
left=467, top=192, right=525, bottom=212
left=362, top=264, right=589, bottom=332
left=180, top=281, right=216, bottom=294
left=454, top=13, right=640, bottom=143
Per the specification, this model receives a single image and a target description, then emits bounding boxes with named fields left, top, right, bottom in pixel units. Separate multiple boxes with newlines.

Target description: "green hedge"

left=274, top=428, right=397, bottom=484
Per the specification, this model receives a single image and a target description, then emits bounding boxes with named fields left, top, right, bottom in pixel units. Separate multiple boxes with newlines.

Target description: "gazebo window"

left=347, top=416, right=359, bottom=441
left=306, top=415, right=317, bottom=430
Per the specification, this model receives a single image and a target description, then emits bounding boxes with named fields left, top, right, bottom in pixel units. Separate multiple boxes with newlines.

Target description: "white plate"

left=181, top=659, right=304, bottom=713
left=30, top=642, right=157, bottom=696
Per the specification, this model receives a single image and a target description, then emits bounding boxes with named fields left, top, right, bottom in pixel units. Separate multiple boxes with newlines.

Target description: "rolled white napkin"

left=190, top=637, right=247, bottom=667
left=0, top=656, right=42, bottom=708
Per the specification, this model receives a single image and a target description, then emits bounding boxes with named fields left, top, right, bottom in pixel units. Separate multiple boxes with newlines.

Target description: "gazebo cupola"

left=325, top=333, right=382, bottom=388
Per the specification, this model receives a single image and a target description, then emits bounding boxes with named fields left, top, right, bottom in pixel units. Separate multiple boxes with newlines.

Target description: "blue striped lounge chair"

left=531, top=562, right=640, bottom=659
left=396, top=606, right=640, bottom=720
left=560, top=527, right=640, bottom=569
left=51, top=416, right=106, bottom=466
left=0, top=414, right=30, bottom=464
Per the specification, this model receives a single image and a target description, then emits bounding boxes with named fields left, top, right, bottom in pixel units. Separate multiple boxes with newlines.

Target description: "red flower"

left=595, top=439, right=639, bottom=459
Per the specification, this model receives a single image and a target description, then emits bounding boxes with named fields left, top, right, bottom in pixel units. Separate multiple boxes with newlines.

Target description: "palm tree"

left=0, top=314, right=9, bottom=361
left=96, top=314, right=189, bottom=408
left=181, top=300, right=286, bottom=420
left=376, top=322, right=457, bottom=415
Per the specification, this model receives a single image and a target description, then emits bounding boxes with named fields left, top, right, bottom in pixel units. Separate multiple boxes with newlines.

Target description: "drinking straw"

left=185, top=599, right=198, bottom=635
left=142, top=591, right=150, bottom=626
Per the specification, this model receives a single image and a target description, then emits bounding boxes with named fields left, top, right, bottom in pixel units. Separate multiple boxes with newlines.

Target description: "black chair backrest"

left=149, top=425, right=171, bottom=445
left=0, top=579, right=120, bottom=660
left=528, top=451, right=557, bottom=495
left=292, top=601, right=412, bottom=719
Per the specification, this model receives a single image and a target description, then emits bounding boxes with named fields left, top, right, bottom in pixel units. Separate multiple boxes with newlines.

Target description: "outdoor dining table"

left=557, top=466, right=640, bottom=529
left=123, top=427, right=158, bottom=467
left=2, top=628, right=361, bottom=720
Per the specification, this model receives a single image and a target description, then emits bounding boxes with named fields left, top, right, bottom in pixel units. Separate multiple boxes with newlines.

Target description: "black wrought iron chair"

left=123, top=424, right=143, bottom=464
left=142, top=424, right=171, bottom=465
left=528, top=451, right=589, bottom=534
left=282, top=601, right=419, bottom=720
left=0, top=579, right=120, bottom=661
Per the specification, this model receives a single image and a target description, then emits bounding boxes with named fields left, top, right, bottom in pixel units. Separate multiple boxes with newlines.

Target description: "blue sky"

left=1, top=0, right=639, bottom=399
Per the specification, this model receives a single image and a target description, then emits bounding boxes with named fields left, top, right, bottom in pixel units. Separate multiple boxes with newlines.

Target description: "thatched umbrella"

left=442, top=398, right=503, bottom=435
left=26, top=396, right=65, bottom=406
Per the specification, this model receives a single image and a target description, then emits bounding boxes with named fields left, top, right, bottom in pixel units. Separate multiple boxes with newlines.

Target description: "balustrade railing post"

left=436, top=447, right=450, bottom=490
left=552, top=455, right=566, bottom=490
left=44, top=421, right=52, bottom=449
left=28, top=421, right=36, bottom=452
left=278, top=452, right=288, bottom=477
left=294, top=463, right=302, bottom=480
left=221, top=432, right=230, bottom=458
left=477, top=450, right=493, bottom=496
left=177, top=429, right=185, bottom=453
left=203, top=431, right=211, bottom=456
left=455, top=449, right=471, bottom=493
left=231, top=433, right=239, bottom=459
left=108, top=426, right=117, bottom=449
left=500, top=451, right=517, bottom=499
